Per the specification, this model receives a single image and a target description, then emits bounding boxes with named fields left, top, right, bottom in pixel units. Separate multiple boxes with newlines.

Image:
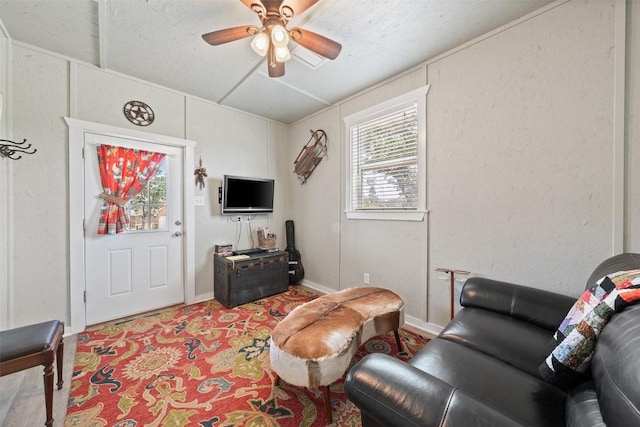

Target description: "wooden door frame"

left=66, top=118, right=197, bottom=335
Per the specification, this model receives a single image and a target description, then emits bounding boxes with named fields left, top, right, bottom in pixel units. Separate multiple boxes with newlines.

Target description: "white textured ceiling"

left=0, top=0, right=554, bottom=124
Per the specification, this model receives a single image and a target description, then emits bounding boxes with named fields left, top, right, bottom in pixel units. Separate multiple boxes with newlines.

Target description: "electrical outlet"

left=194, top=196, right=205, bottom=206
left=363, top=273, right=370, bottom=284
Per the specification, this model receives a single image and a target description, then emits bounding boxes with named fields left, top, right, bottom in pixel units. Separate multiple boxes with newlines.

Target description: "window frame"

left=344, top=85, right=429, bottom=221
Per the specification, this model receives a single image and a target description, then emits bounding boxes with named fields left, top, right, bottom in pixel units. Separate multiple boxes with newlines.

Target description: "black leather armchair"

left=345, top=254, right=640, bottom=426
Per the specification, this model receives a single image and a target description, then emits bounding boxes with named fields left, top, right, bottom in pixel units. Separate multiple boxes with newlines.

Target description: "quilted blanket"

left=539, top=269, right=640, bottom=389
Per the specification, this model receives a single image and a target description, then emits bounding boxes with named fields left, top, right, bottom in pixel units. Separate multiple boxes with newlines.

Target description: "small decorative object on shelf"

left=294, top=129, right=327, bottom=184
left=123, top=100, right=155, bottom=126
left=257, top=227, right=277, bottom=249
left=0, top=138, right=37, bottom=160
left=214, top=244, right=233, bottom=257
left=194, top=156, right=207, bottom=190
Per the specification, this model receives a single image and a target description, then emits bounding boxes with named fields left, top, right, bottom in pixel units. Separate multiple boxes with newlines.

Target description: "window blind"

left=350, top=103, right=418, bottom=210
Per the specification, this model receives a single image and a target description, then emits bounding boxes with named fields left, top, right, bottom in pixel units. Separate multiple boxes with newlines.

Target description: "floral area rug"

left=65, top=287, right=430, bottom=426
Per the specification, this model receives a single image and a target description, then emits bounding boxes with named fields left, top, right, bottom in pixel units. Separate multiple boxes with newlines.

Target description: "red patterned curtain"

left=96, top=144, right=166, bottom=235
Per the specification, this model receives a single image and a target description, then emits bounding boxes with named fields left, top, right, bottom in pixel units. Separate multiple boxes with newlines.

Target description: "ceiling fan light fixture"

left=275, top=46, right=291, bottom=62
left=270, top=24, right=289, bottom=48
left=202, top=0, right=339, bottom=78
left=250, top=31, right=269, bottom=56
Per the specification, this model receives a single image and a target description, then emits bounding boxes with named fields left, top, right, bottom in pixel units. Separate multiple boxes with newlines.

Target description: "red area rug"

left=65, top=287, right=429, bottom=426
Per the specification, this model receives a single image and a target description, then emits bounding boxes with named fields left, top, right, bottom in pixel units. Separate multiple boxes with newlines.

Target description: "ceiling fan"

left=202, top=0, right=342, bottom=78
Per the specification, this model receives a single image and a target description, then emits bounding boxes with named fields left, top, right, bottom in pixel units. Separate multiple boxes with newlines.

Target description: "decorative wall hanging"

left=123, top=100, right=155, bottom=126
left=294, top=129, right=327, bottom=184
left=194, top=156, right=207, bottom=190
left=0, top=138, right=37, bottom=160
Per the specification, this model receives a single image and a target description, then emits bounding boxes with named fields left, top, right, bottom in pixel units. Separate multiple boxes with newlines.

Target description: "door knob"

left=174, top=231, right=183, bottom=237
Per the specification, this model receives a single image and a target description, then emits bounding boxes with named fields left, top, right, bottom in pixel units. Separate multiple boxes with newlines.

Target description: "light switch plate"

left=194, top=196, right=205, bottom=206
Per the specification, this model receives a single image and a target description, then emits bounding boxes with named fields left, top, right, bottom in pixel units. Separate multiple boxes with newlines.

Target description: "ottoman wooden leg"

left=323, top=385, right=332, bottom=424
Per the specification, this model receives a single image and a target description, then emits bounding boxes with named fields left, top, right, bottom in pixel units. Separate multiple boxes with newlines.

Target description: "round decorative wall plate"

left=123, top=100, right=155, bottom=126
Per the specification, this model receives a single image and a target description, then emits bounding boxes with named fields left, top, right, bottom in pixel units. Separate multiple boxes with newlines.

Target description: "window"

left=126, top=157, right=168, bottom=231
left=344, top=86, right=429, bottom=221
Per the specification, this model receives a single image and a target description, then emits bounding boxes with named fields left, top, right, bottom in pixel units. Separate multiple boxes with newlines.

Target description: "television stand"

left=214, top=250, right=289, bottom=308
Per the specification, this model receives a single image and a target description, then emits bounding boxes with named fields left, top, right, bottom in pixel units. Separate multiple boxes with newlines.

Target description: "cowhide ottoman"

left=270, top=287, right=405, bottom=423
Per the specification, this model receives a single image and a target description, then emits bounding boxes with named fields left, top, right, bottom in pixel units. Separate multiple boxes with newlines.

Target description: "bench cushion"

left=0, top=320, right=63, bottom=362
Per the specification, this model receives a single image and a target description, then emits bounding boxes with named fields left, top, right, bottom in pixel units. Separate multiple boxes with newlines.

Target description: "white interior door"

left=83, top=132, right=184, bottom=325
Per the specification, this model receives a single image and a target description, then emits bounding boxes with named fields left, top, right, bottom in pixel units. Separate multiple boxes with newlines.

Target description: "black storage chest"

left=214, top=251, right=289, bottom=308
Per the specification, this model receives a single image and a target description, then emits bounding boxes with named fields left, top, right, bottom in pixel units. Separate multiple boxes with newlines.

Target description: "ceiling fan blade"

left=202, top=26, right=256, bottom=46
left=239, top=0, right=266, bottom=15
left=267, top=44, right=285, bottom=77
left=289, top=27, right=341, bottom=60
left=280, top=0, right=320, bottom=18
left=239, top=0, right=259, bottom=9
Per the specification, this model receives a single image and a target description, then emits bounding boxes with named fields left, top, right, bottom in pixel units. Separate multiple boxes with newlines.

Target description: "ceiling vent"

left=292, top=45, right=329, bottom=70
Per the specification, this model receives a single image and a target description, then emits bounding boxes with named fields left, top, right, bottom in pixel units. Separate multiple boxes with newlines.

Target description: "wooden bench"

left=270, top=287, right=404, bottom=423
left=0, top=320, right=64, bottom=426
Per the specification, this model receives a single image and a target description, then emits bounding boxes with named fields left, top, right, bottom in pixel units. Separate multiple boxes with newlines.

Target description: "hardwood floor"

left=0, top=334, right=77, bottom=427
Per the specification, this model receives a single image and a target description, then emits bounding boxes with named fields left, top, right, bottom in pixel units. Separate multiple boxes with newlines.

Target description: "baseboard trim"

left=404, top=315, right=443, bottom=337
left=298, top=279, right=338, bottom=295
left=193, top=291, right=214, bottom=304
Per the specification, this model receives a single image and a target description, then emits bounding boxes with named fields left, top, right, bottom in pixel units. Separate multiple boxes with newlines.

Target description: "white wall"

left=286, top=106, right=341, bottom=294
left=75, top=64, right=186, bottom=139
left=11, top=46, right=69, bottom=327
left=4, top=0, right=639, bottom=332
left=289, top=0, right=636, bottom=330
left=426, top=0, right=616, bottom=324
left=0, top=21, right=6, bottom=137
left=7, top=44, right=287, bottom=328
left=339, top=68, right=430, bottom=326
left=186, top=98, right=288, bottom=299
left=289, top=66, right=431, bottom=327
left=628, top=0, right=640, bottom=252
left=0, top=21, right=10, bottom=329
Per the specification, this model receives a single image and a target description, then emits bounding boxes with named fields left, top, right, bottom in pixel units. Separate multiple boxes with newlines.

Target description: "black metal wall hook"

left=0, top=139, right=37, bottom=160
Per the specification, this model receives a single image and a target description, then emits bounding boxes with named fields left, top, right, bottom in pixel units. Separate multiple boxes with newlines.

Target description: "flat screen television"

left=221, top=175, right=275, bottom=214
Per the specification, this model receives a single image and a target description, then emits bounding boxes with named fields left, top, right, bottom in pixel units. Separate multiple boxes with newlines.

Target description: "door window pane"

left=126, top=157, right=167, bottom=231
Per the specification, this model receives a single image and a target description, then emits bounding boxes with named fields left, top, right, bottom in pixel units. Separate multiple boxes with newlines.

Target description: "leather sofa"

left=345, top=253, right=640, bottom=426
